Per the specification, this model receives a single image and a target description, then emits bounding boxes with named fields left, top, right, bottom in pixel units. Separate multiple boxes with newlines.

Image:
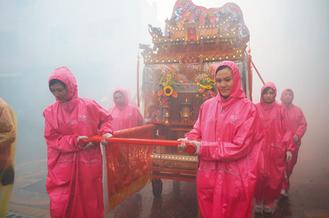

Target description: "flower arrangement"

left=157, top=71, right=178, bottom=106
left=195, top=73, right=216, bottom=100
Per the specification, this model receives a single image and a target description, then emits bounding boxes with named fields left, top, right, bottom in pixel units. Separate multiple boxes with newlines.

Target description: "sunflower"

left=163, top=85, right=174, bottom=96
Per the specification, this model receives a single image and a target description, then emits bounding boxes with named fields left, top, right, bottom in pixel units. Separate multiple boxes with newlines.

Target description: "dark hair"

left=113, top=90, right=124, bottom=95
left=49, top=79, right=66, bottom=88
left=215, top=65, right=232, bottom=75
left=285, top=89, right=293, bottom=93
left=262, top=87, right=274, bottom=95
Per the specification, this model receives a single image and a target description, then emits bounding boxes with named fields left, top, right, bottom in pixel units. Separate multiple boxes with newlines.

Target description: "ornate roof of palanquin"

left=140, top=0, right=250, bottom=65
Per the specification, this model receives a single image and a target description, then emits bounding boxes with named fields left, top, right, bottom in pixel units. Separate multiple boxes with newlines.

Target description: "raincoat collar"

left=49, top=66, right=78, bottom=102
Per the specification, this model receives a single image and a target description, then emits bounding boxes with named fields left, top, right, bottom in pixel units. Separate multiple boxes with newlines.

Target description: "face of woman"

left=282, top=90, right=293, bottom=105
left=262, top=88, right=276, bottom=104
left=50, top=83, right=68, bottom=102
left=113, top=92, right=125, bottom=106
left=215, top=68, right=234, bottom=98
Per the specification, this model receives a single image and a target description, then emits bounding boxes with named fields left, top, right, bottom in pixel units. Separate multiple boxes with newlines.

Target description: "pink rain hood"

left=109, top=88, right=143, bottom=131
left=186, top=61, right=263, bottom=218
left=49, top=66, right=78, bottom=101
left=43, top=66, right=112, bottom=218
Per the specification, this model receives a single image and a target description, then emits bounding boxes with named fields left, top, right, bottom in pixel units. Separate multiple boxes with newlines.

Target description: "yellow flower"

left=163, top=85, right=174, bottom=96
left=200, top=84, right=212, bottom=90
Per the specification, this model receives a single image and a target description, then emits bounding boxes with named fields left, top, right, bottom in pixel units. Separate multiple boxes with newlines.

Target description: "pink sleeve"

left=92, top=100, right=113, bottom=135
left=44, top=118, right=79, bottom=153
left=185, top=105, right=203, bottom=140
left=281, top=107, right=295, bottom=152
left=296, top=109, right=307, bottom=139
left=282, top=130, right=295, bottom=152
left=199, top=108, right=259, bottom=161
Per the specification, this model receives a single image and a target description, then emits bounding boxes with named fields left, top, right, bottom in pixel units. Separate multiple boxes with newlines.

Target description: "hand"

left=286, top=151, right=292, bottom=162
left=177, top=138, right=188, bottom=152
left=77, top=136, right=88, bottom=148
left=177, top=138, right=200, bottom=155
left=101, top=133, right=112, bottom=145
left=77, top=136, right=94, bottom=149
left=77, top=136, right=88, bottom=143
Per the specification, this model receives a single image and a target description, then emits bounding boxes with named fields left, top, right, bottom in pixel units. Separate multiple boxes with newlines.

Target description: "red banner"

left=105, top=125, right=155, bottom=210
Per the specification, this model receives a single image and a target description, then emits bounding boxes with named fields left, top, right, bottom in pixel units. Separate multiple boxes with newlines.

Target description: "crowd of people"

left=0, top=62, right=307, bottom=218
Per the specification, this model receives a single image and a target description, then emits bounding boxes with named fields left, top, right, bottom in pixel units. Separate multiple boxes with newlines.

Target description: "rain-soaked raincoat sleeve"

left=199, top=108, right=258, bottom=161
left=280, top=108, right=295, bottom=152
left=44, top=101, right=112, bottom=153
left=44, top=117, right=79, bottom=153
left=295, top=110, right=307, bottom=140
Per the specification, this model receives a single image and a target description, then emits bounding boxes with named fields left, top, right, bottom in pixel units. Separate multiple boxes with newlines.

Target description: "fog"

left=1, top=0, right=328, bottom=171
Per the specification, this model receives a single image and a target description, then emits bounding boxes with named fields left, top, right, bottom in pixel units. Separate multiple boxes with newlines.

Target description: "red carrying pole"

left=80, top=136, right=196, bottom=154
left=114, top=137, right=181, bottom=147
left=82, top=136, right=181, bottom=147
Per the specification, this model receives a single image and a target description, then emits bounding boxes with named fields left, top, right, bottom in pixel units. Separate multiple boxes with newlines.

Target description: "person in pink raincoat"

left=43, top=66, right=113, bottom=218
left=280, top=88, right=307, bottom=195
left=254, top=82, right=294, bottom=214
left=109, top=88, right=143, bottom=131
left=179, top=61, right=264, bottom=218
left=108, top=88, right=144, bottom=187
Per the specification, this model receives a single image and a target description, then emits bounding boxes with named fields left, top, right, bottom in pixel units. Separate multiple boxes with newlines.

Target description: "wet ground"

left=8, top=140, right=329, bottom=218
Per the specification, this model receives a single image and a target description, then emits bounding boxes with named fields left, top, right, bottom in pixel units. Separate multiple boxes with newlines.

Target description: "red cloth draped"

left=105, top=125, right=155, bottom=210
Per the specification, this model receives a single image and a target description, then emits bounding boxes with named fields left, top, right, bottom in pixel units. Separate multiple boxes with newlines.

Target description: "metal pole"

left=137, top=52, right=140, bottom=107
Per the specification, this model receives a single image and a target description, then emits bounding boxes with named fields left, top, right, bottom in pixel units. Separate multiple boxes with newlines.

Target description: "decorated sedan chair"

left=94, top=0, right=253, bottom=212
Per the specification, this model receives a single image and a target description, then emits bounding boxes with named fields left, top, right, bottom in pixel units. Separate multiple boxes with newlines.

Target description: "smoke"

left=0, top=0, right=158, bottom=163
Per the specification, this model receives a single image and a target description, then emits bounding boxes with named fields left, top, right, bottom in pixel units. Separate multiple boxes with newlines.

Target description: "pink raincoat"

left=255, top=83, right=294, bottom=206
left=43, top=67, right=112, bottom=218
left=280, top=89, right=307, bottom=190
left=109, top=88, right=143, bottom=131
left=186, top=61, right=263, bottom=218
